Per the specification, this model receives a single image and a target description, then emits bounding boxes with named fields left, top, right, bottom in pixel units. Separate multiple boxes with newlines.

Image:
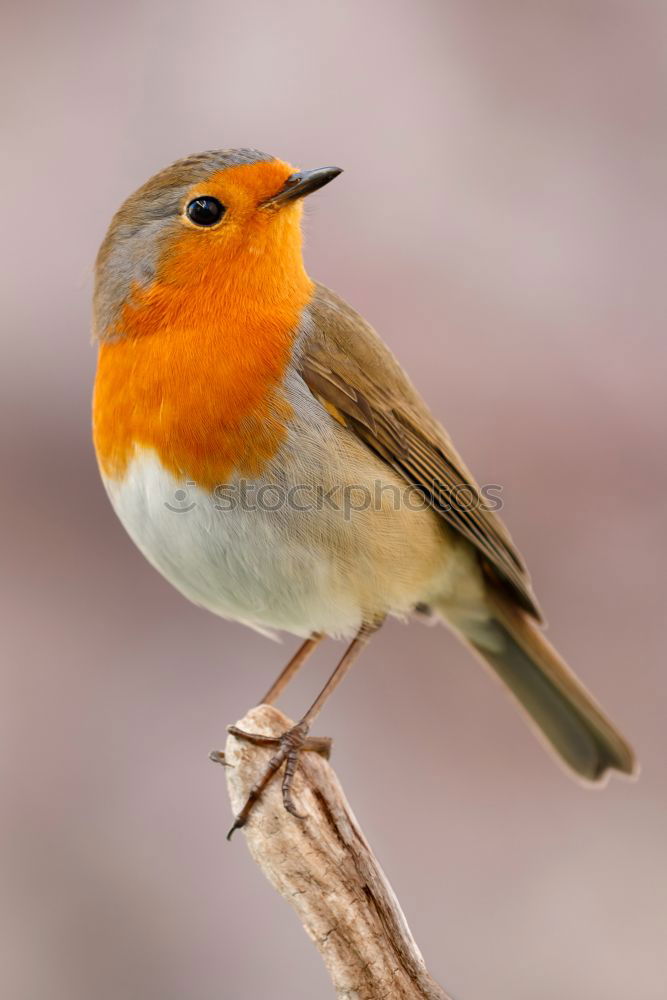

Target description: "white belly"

left=103, top=449, right=369, bottom=637
left=101, top=394, right=481, bottom=638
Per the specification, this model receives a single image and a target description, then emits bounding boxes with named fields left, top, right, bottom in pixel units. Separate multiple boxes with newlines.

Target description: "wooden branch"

left=223, top=704, right=450, bottom=1000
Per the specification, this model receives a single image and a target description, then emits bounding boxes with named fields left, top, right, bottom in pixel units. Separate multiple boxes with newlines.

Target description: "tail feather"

left=447, top=592, right=636, bottom=782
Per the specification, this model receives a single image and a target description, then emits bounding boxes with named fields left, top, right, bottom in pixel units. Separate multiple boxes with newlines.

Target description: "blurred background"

left=2, top=1, right=666, bottom=997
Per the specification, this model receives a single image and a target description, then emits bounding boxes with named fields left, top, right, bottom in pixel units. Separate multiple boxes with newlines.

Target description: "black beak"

left=261, top=166, right=343, bottom=207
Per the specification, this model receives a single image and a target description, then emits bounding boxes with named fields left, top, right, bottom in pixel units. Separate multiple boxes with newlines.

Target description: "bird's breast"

left=93, top=315, right=298, bottom=491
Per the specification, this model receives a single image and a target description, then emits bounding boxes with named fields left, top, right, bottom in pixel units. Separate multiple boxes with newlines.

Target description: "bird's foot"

left=224, top=721, right=332, bottom=840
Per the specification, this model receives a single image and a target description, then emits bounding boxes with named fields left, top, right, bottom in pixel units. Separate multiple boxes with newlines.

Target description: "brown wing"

left=299, top=283, right=542, bottom=621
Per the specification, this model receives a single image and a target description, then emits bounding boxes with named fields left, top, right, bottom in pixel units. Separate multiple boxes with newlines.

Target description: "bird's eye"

left=186, top=196, right=226, bottom=227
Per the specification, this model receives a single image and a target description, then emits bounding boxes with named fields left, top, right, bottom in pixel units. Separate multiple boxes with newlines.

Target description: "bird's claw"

left=224, top=721, right=331, bottom=839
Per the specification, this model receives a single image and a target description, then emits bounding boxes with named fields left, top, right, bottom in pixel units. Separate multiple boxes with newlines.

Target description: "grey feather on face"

left=93, top=148, right=274, bottom=341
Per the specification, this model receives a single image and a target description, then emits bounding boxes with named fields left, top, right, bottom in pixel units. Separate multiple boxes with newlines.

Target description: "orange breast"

left=93, top=194, right=314, bottom=490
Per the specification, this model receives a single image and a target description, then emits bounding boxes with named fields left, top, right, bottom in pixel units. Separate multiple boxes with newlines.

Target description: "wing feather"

left=298, top=283, right=542, bottom=620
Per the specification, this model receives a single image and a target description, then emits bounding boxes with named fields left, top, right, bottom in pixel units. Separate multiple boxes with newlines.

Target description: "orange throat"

left=93, top=209, right=313, bottom=491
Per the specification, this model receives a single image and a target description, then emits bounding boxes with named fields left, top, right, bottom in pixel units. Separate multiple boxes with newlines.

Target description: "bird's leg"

left=209, top=634, right=323, bottom=772
left=260, top=633, right=323, bottom=706
left=226, top=623, right=379, bottom=839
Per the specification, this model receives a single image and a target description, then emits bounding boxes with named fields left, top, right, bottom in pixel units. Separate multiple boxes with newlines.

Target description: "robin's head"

left=94, top=148, right=342, bottom=340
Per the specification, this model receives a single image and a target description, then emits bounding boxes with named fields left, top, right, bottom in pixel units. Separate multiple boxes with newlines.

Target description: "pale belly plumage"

left=101, top=389, right=486, bottom=638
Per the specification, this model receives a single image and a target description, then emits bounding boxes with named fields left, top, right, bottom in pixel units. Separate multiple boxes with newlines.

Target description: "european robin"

left=92, top=148, right=635, bottom=835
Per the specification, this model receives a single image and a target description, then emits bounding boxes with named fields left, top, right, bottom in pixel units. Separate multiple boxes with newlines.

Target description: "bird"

left=92, top=148, right=636, bottom=835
